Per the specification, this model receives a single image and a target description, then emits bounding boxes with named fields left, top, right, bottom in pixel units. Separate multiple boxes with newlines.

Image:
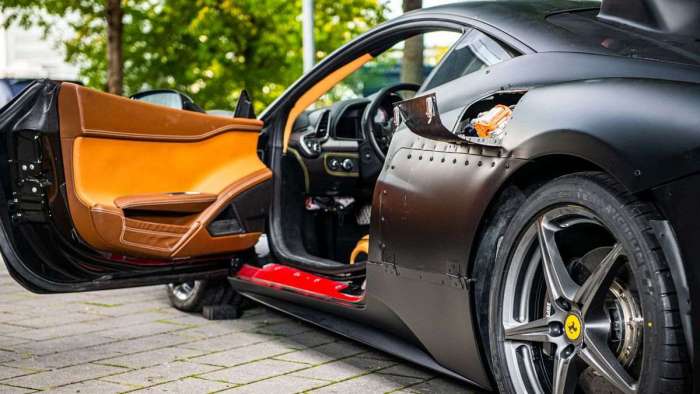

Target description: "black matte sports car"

left=0, top=0, right=698, bottom=392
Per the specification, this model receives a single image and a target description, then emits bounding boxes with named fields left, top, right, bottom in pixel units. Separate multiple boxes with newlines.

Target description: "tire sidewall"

left=488, top=173, right=665, bottom=394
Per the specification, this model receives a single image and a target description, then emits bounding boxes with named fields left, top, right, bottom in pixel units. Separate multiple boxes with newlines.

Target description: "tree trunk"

left=400, top=0, right=423, bottom=85
left=105, top=0, right=123, bottom=95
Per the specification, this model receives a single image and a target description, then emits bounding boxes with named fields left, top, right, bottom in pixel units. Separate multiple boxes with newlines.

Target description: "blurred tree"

left=1, top=0, right=386, bottom=111
left=105, top=0, right=123, bottom=95
left=400, top=0, right=423, bottom=85
left=1, top=0, right=125, bottom=95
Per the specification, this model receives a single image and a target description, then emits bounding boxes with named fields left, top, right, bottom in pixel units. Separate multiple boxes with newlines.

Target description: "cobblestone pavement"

left=0, top=263, right=481, bottom=393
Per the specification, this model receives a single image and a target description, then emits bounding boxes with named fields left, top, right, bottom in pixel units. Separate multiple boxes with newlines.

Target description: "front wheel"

left=488, top=172, right=689, bottom=394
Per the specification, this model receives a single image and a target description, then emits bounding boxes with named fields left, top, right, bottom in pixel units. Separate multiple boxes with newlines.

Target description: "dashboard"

left=288, top=96, right=396, bottom=196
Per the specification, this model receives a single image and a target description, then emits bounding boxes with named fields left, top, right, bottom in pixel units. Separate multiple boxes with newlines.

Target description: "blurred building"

left=0, top=14, right=79, bottom=80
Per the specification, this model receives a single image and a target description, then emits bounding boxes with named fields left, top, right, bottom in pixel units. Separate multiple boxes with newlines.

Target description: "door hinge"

left=9, top=131, right=52, bottom=223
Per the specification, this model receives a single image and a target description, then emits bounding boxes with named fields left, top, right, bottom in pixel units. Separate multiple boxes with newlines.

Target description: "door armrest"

left=114, top=192, right=217, bottom=213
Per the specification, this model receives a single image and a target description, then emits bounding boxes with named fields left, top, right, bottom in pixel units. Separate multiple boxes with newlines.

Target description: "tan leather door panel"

left=58, top=83, right=271, bottom=259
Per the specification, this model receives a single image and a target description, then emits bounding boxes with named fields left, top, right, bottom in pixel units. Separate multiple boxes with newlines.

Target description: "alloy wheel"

left=501, top=205, right=644, bottom=394
left=168, top=281, right=198, bottom=301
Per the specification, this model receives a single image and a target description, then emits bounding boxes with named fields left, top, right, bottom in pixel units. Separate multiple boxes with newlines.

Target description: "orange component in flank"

left=473, top=104, right=512, bottom=137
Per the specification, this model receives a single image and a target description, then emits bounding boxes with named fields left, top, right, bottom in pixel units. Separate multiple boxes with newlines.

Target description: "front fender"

left=503, top=78, right=700, bottom=192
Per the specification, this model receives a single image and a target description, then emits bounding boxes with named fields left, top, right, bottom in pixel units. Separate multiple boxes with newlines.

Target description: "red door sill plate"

left=235, top=264, right=363, bottom=304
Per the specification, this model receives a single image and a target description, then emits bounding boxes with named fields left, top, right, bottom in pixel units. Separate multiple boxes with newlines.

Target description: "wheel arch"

left=469, top=152, right=694, bottom=380
left=468, top=153, right=607, bottom=376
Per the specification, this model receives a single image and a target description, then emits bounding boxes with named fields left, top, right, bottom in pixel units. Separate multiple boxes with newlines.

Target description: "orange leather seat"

left=350, top=234, right=370, bottom=264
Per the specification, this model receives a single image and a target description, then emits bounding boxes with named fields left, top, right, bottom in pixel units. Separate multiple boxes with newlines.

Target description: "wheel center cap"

left=564, top=314, right=583, bottom=341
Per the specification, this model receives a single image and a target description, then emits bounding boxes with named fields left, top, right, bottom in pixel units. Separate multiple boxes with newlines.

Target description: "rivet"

left=491, top=161, right=495, bottom=167
left=382, top=190, right=387, bottom=195
left=390, top=165, right=395, bottom=170
left=478, top=161, right=483, bottom=167
left=407, top=154, right=412, bottom=159
left=441, top=158, right=445, bottom=163
left=452, top=158, right=457, bottom=164
left=465, top=160, right=469, bottom=166
left=429, top=157, right=433, bottom=161
left=419, top=156, right=423, bottom=160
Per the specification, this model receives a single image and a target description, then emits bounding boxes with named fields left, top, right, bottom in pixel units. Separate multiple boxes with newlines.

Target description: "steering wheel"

left=361, top=82, right=420, bottom=161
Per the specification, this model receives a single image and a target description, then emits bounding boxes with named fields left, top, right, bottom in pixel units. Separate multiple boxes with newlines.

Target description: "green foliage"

left=1, top=0, right=387, bottom=111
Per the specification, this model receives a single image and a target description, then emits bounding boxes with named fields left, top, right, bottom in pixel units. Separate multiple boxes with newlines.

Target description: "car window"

left=315, top=30, right=462, bottom=106
left=421, top=29, right=515, bottom=91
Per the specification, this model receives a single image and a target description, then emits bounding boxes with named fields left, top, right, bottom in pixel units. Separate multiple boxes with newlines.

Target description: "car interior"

left=41, top=27, right=512, bottom=288
left=276, top=28, right=514, bottom=287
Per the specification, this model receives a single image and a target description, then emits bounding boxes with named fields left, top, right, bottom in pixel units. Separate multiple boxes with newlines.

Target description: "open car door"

left=0, top=80, right=271, bottom=292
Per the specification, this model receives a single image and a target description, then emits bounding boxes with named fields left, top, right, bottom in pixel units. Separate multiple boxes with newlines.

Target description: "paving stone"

left=178, top=331, right=274, bottom=353
left=12, top=312, right=103, bottom=329
left=98, top=347, right=206, bottom=369
left=0, top=260, right=473, bottom=393
left=223, top=375, right=327, bottom=394
left=2, top=363, right=127, bottom=390
left=255, top=321, right=313, bottom=337
left=12, top=333, right=116, bottom=356
left=97, top=333, right=193, bottom=355
left=276, top=330, right=338, bottom=350
left=0, top=365, right=34, bottom=380
left=292, top=356, right=396, bottom=382
left=46, top=379, right=135, bottom=393
left=7, top=346, right=124, bottom=369
left=5, top=321, right=109, bottom=341
left=200, top=359, right=307, bottom=384
left=190, top=341, right=297, bottom=367
left=99, top=322, right=187, bottom=340
left=103, top=361, right=218, bottom=387
left=377, top=363, right=435, bottom=379
left=308, top=372, right=422, bottom=393
left=174, top=322, right=255, bottom=340
left=398, top=377, right=482, bottom=393
left=0, top=348, right=22, bottom=362
left=135, top=377, right=236, bottom=392
left=274, top=341, right=367, bottom=365
left=0, top=384, right=35, bottom=393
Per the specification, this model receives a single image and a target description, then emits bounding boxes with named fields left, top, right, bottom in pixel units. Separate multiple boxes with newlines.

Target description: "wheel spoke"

left=579, top=332, right=638, bottom=393
left=504, top=317, right=554, bottom=343
left=575, top=244, right=624, bottom=315
left=552, top=348, right=578, bottom=394
left=537, top=216, right=579, bottom=303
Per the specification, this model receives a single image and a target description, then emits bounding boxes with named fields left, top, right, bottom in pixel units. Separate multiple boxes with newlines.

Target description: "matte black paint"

left=260, top=2, right=700, bottom=389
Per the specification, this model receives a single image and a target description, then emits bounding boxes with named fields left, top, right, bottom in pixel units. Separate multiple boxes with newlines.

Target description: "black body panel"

left=252, top=1, right=700, bottom=389
left=240, top=291, right=480, bottom=385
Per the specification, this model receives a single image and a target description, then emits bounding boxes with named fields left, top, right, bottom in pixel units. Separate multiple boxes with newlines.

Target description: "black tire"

left=166, top=279, right=242, bottom=313
left=487, top=172, right=689, bottom=394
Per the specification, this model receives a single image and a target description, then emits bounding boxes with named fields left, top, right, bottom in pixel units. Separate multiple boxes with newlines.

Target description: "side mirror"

left=130, top=89, right=204, bottom=113
left=234, top=89, right=256, bottom=119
